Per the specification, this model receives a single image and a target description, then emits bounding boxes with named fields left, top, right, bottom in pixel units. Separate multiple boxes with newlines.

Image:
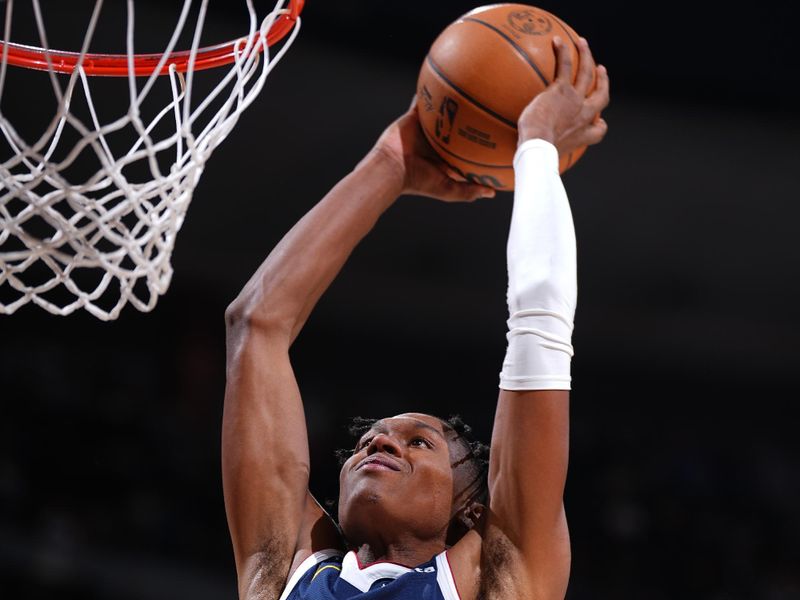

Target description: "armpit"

left=241, top=538, right=294, bottom=600
left=479, top=527, right=530, bottom=599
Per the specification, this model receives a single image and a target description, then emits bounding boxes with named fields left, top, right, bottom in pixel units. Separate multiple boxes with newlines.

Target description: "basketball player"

left=223, top=36, right=609, bottom=599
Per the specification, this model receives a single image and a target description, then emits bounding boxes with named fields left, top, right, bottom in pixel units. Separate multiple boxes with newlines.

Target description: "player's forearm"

left=226, top=148, right=403, bottom=343
left=219, top=149, right=403, bottom=569
left=499, top=139, right=576, bottom=391
left=486, top=139, right=575, bottom=594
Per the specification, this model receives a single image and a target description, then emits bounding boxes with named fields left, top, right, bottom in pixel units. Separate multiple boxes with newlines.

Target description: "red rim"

left=0, top=0, right=304, bottom=76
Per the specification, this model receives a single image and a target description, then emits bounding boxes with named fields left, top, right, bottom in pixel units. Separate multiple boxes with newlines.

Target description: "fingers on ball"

left=587, top=66, right=611, bottom=113
left=574, top=37, right=596, bottom=96
left=585, top=118, right=608, bottom=146
left=595, top=65, right=611, bottom=107
left=553, top=37, right=573, bottom=82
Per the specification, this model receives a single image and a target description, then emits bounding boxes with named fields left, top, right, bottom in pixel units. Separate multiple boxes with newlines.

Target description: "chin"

left=341, top=486, right=391, bottom=519
left=339, top=489, right=399, bottom=537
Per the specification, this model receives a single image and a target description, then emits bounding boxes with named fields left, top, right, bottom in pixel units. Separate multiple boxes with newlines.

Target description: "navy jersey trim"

left=278, top=550, right=461, bottom=600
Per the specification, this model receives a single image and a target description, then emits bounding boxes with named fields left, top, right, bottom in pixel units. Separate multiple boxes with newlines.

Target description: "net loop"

left=0, top=0, right=302, bottom=319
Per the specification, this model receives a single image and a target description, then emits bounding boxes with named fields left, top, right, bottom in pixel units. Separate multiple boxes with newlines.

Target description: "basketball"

left=416, top=3, right=588, bottom=190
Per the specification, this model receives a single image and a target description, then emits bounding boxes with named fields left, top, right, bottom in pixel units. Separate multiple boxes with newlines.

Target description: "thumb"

left=436, top=179, right=497, bottom=203
left=473, top=184, right=497, bottom=200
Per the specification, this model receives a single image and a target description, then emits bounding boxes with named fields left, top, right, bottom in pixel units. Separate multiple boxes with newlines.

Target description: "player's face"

left=338, top=413, right=457, bottom=545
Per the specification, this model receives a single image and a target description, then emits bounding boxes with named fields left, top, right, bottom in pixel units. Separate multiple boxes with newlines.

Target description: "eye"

left=356, top=437, right=373, bottom=451
left=410, top=437, right=433, bottom=449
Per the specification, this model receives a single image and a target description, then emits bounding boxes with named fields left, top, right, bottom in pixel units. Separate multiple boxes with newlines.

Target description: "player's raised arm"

left=221, top=106, right=494, bottom=598
left=484, top=37, right=609, bottom=598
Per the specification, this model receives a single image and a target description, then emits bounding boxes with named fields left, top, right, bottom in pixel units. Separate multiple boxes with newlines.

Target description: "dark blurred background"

left=1, top=1, right=799, bottom=598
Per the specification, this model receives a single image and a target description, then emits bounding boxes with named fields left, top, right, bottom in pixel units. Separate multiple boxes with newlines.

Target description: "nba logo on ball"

left=508, top=10, right=552, bottom=35
left=417, top=3, right=590, bottom=190
left=435, top=97, right=459, bottom=144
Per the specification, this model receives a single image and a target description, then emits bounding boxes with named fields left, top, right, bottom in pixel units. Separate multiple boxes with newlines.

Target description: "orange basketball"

left=417, top=3, right=588, bottom=190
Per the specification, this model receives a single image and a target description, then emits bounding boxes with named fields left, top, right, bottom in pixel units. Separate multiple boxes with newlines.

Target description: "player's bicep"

left=222, top=330, right=312, bottom=592
left=487, top=389, right=571, bottom=595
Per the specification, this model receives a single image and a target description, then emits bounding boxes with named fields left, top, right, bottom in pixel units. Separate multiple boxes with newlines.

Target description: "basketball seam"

left=460, top=17, right=550, bottom=88
left=426, top=55, right=517, bottom=130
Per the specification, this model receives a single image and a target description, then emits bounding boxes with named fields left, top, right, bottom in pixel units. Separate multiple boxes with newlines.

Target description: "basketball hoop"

left=0, top=0, right=304, bottom=320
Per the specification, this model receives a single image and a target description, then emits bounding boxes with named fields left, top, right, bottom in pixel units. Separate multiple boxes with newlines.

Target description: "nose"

left=367, top=433, right=402, bottom=457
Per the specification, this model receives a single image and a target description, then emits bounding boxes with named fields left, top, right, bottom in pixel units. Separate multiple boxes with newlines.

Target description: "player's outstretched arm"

left=483, top=37, right=609, bottom=598
left=222, top=108, right=494, bottom=598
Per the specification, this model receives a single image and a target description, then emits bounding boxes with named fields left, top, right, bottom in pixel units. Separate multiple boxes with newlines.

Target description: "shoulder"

left=442, top=526, right=482, bottom=600
left=432, top=551, right=461, bottom=600
left=278, top=549, right=344, bottom=600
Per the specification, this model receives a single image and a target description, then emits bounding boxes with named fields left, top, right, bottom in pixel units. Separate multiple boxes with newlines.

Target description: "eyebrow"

left=369, top=419, right=446, bottom=440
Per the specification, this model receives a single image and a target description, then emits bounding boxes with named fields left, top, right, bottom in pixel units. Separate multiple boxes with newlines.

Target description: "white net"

left=0, top=0, right=300, bottom=320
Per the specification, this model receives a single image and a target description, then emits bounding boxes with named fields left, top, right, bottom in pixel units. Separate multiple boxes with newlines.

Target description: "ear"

left=458, top=502, right=485, bottom=529
left=445, top=501, right=486, bottom=546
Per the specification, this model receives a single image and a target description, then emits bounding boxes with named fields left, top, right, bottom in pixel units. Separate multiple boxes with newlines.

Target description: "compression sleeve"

left=499, top=139, right=577, bottom=391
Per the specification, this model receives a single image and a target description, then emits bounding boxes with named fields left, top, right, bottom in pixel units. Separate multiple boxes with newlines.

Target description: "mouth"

left=356, top=455, right=402, bottom=472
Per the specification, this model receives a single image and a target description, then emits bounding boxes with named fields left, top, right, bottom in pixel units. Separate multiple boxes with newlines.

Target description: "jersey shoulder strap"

left=278, top=549, right=344, bottom=600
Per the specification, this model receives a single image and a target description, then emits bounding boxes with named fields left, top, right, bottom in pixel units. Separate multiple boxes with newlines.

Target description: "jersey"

left=278, top=549, right=460, bottom=600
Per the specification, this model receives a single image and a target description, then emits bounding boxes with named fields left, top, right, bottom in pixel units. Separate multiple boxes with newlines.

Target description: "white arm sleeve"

left=499, top=139, right=577, bottom=391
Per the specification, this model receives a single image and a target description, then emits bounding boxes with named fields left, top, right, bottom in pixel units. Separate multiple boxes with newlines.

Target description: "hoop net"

left=0, top=0, right=302, bottom=320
